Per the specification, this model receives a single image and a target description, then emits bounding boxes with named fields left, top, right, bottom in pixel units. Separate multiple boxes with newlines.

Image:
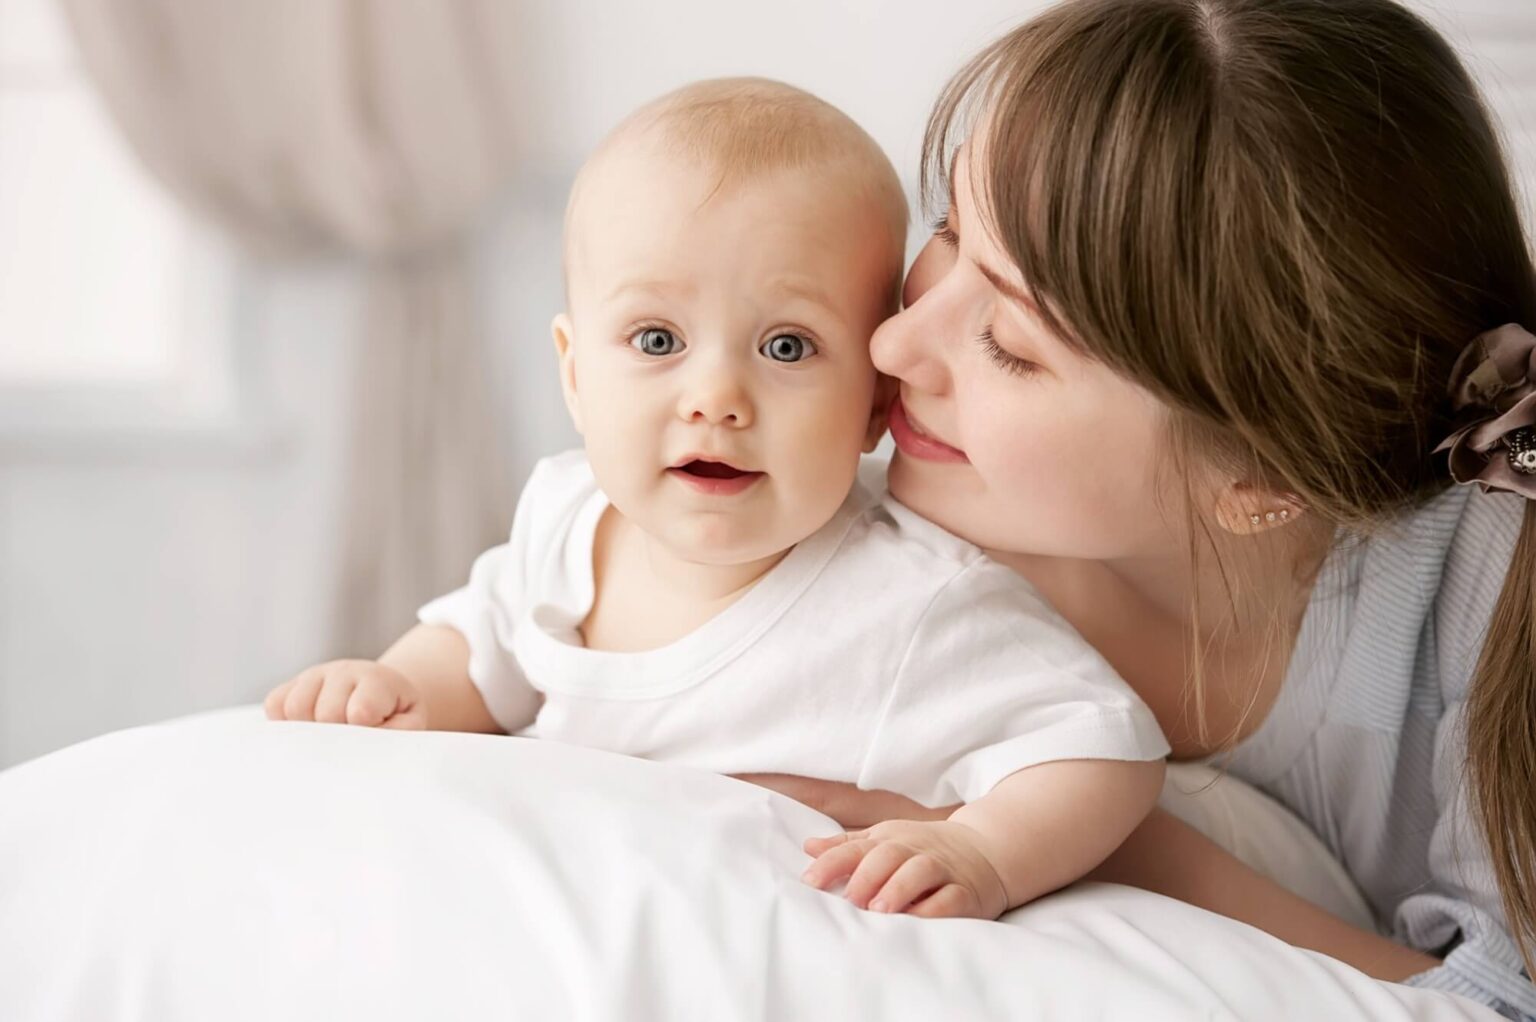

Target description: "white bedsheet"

left=0, top=709, right=1500, bottom=1021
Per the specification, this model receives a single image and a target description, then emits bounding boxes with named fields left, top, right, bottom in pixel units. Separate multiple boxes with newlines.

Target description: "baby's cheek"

left=585, top=437, right=657, bottom=510
left=798, top=409, right=865, bottom=474
left=792, top=456, right=862, bottom=538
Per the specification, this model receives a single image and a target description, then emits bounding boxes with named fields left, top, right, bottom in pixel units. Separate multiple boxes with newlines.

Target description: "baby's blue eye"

left=761, top=333, right=816, bottom=363
left=632, top=328, right=683, bottom=356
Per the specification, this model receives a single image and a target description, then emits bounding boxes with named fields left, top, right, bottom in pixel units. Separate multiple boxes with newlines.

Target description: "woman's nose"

left=677, top=367, right=754, bottom=428
left=870, top=240, right=952, bottom=395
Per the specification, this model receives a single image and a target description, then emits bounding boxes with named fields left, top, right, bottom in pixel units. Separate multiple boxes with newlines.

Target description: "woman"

left=746, top=0, right=1536, bottom=1016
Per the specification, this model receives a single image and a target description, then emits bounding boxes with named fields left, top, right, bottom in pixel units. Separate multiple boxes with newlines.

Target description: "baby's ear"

left=551, top=313, right=583, bottom=435
left=862, top=374, right=899, bottom=453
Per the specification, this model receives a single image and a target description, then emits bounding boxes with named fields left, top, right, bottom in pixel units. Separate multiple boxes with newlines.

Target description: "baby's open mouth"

left=668, top=459, right=765, bottom=495
left=678, top=459, right=750, bottom=479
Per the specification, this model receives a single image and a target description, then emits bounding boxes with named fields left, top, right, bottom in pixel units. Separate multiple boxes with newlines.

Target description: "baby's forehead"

left=570, top=136, right=866, bottom=222
left=571, top=113, right=888, bottom=206
left=563, top=139, right=899, bottom=283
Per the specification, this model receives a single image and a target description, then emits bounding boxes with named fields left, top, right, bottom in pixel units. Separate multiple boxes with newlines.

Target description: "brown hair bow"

left=1435, top=323, right=1536, bottom=498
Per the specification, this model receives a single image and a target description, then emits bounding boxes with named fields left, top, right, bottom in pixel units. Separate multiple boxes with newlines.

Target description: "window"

left=0, top=0, right=244, bottom=442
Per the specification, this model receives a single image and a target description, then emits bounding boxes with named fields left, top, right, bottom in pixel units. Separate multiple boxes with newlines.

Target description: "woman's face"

left=870, top=147, right=1183, bottom=561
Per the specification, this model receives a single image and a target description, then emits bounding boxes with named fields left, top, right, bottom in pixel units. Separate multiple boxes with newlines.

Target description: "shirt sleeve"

left=1397, top=697, right=1536, bottom=1021
left=415, top=462, right=548, bottom=734
left=856, top=557, right=1170, bottom=808
left=1400, top=490, right=1536, bottom=1020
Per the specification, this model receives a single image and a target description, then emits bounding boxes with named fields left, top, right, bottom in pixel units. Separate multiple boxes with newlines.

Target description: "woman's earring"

left=1248, top=508, right=1294, bottom=528
left=1218, top=487, right=1304, bottom=534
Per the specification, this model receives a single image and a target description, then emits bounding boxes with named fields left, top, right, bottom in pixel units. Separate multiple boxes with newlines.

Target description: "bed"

left=0, top=708, right=1501, bottom=1020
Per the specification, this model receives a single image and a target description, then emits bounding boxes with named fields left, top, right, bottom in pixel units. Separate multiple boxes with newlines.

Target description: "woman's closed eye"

left=977, top=328, right=1039, bottom=378
left=931, top=212, right=959, bottom=249
left=929, top=209, right=1043, bottom=378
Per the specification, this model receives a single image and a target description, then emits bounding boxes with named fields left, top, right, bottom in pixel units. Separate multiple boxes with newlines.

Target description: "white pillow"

left=0, top=709, right=1499, bottom=1021
left=1159, top=760, right=1377, bottom=932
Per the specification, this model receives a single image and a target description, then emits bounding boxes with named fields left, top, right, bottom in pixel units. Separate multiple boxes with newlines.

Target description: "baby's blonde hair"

left=565, top=77, right=908, bottom=278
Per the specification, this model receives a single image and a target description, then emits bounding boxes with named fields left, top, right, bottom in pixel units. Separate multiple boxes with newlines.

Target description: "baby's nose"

left=678, top=372, right=754, bottom=428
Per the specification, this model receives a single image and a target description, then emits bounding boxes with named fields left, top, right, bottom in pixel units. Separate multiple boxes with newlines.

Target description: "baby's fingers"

left=844, top=842, right=916, bottom=910
left=263, top=681, right=293, bottom=720
left=313, top=675, right=358, bottom=724
left=906, top=883, right=981, bottom=919
left=280, top=670, right=326, bottom=721
left=346, top=683, right=398, bottom=727
left=801, top=838, right=875, bottom=892
left=804, top=829, right=866, bottom=857
left=867, top=854, right=948, bottom=915
left=379, top=703, right=428, bottom=730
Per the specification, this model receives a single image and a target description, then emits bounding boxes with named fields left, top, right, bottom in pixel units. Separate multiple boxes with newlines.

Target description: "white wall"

left=2, top=0, right=1533, bottom=768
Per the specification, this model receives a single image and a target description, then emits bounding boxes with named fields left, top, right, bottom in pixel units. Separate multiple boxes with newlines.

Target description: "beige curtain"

left=60, top=0, right=523, bottom=656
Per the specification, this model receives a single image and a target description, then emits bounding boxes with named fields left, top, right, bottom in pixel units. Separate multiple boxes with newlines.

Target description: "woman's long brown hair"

left=925, top=0, right=1536, bottom=971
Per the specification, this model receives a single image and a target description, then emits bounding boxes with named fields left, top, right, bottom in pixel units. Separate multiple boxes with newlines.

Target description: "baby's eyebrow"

left=764, top=278, right=856, bottom=333
left=767, top=276, right=838, bottom=311
left=602, top=275, right=847, bottom=328
left=604, top=279, right=698, bottom=303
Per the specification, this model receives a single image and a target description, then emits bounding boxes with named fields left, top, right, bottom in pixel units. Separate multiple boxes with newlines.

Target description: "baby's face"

left=556, top=145, right=901, bottom=565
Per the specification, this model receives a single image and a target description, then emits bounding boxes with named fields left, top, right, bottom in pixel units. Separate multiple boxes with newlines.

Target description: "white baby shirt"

left=419, top=450, right=1169, bottom=807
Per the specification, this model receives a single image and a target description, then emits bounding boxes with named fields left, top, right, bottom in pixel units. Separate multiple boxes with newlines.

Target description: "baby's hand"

left=800, top=820, right=1010, bottom=919
left=263, top=660, right=427, bottom=730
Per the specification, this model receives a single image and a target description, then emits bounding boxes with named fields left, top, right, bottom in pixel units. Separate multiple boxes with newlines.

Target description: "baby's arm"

left=802, top=757, right=1165, bottom=917
left=376, top=623, right=507, bottom=733
left=266, top=456, right=579, bottom=733
left=264, top=624, right=520, bottom=734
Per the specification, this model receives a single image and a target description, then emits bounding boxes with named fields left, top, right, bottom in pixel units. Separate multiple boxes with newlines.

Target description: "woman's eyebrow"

left=947, top=156, right=1043, bottom=317
left=976, top=260, right=1042, bottom=317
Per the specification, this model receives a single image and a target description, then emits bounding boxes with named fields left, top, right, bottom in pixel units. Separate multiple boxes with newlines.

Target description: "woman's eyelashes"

left=931, top=212, right=959, bottom=248
left=930, top=210, right=1041, bottom=378
left=976, top=328, right=1039, bottom=378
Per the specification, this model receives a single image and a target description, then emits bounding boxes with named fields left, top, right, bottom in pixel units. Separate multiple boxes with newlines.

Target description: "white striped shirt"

left=1230, top=482, right=1535, bottom=1018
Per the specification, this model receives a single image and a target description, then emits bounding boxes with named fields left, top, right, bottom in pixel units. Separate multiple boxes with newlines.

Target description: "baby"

left=266, top=78, right=1169, bottom=919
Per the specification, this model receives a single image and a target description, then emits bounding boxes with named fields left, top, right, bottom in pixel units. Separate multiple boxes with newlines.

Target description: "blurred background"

left=0, top=0, right=1532, bottom=769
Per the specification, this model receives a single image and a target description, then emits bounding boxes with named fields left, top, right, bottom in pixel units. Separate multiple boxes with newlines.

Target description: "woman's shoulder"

left=1327, top=482, right=1517, bottom=610
left=1431, top=486, right=1524, bottom=702
left=1248, top=485, right=1519, bottom=758
left=1233, top=484, right=1524, bottom=799
left=1438, top=485, right=1524, bottom=583
left=1321, top=483, right=1523, bottom=704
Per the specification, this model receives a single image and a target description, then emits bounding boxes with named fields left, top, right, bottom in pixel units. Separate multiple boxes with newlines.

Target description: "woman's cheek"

left=969, top=390, right=1087, bottom=509
left=961, top=378, right=1034, bottom=472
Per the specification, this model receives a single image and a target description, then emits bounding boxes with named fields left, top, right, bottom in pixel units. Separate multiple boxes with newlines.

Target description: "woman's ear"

left=1212, top=480, right=1306, bottom=535
left=551, top=313, right=583, bottom=435
left=863, top=374, right=899, bottom=453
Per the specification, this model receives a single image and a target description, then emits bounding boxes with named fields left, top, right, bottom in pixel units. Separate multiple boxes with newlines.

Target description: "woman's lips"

left=889, top=397, right=969, bottom=463
left=667, top=459, right=765, bottom=496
